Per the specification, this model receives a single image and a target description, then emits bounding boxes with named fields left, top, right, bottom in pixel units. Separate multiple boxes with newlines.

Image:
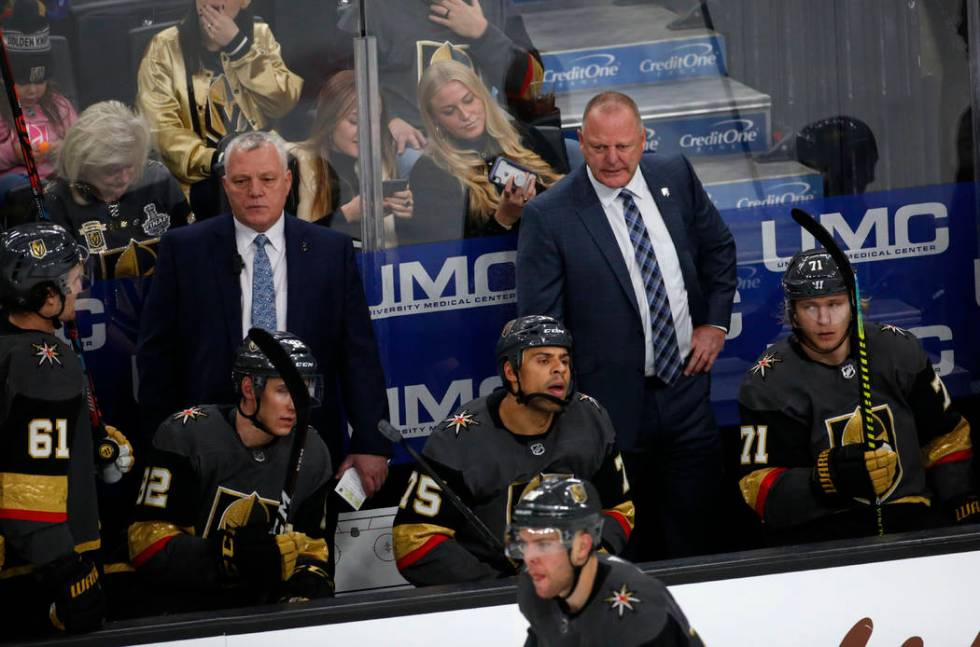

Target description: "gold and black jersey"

left=128, top=404, right=331, bottom=607
left=392, top=389, right=634, bottom=587
left=737, top=322, right=974, bottom=539
left=0, top=319, right=100, bottom=577
left=519, top=554, right=704, bottom=647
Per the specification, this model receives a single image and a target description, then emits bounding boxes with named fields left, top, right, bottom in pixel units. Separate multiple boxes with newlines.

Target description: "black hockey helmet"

left=495, top=315, right=572, bottom=384
left=232, top=330, right=323, bottom=405
left=505, top=477, right=603, bottom=560
left=781, top=249, right=848, bottom=301
left=0, top=221, right=88, bottom=312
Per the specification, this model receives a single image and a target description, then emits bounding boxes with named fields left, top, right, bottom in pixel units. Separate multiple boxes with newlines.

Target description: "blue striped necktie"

left=250, top=233, right=277, bottom=332
left=618, top=189, right=683, bottom=384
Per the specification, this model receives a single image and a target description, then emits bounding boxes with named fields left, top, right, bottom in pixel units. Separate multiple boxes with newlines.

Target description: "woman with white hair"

left=47, top=100, right=190, bottom=256
left=402, top=60, right=567, bottom=246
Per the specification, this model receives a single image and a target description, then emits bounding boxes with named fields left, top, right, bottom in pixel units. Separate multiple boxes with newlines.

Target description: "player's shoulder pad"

left=598, top=555, right=672, bottom=631
left=869, top=322, right=926, bottom=368
left=2, top=331, right=82, bottom=399
left=566, top=391, right=616, bottom=441
left=302, top=425, right=333, bottom=483
left=739, top=338, right=792, bottom=391
left=154, top=404, right=225, bottom=454
left=422, top=397, right=493, bottom=467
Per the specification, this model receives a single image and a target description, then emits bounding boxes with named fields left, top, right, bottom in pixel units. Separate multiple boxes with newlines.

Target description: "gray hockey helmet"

left=495, top=315, right=572, bottom=384
left=781, top=248, right=848, bottom=301
left=232, top=330, right=323, bottom=404
left=0, top=221, right=88, bottom=311
left=505, top=477, right=603, bottom=559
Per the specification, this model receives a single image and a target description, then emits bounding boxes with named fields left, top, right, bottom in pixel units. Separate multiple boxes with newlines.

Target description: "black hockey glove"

left=948, top=494, right=980, bottom=525
left=214, top=525, right=301, bottom=587
left=36, top=553, right=105, bottom=633
left=280, top=563, right=335, bottom=602
left=813, top=444, right=879, bottom=500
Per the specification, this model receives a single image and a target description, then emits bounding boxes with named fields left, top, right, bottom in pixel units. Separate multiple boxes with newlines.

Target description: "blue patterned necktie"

left=250, top=233, right=277, bottom=332
left=619, top=189, right=683, bottom=384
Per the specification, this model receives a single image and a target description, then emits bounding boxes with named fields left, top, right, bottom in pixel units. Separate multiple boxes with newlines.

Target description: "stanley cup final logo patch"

left=141, top=204, right=171, bottom=237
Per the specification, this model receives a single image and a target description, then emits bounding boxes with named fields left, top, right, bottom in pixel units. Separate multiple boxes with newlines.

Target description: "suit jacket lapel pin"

left=660, top=187, right=670, bottom=198
left=300, top=240, right=310, bottom=253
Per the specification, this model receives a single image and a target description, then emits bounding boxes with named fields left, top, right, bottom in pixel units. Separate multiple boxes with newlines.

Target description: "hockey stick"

left=378, top=420, right=506, bottom=554
left=791, top=207, right=883, bottom=536
left=0, top=29, right=118, bottom=466
left=0, top=26, right=46, bottom=220
left=246, top=328, right=312, bottom=535
left=67, top=326, right=119, bottom=466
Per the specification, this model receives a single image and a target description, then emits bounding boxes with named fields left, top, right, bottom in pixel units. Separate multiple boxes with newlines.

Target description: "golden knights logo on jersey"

left=203, top=75, right=248, bottom=147
left=824, top=404, right=903, bottom=501
left=201, top=486, right=279, bottom=538
left=79, top=221, right=108, bottom=253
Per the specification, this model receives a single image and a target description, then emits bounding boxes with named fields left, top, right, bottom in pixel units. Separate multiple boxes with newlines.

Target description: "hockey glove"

left=36, top=553, right=105, bottom=633
left=948, top=494, right=980, bottom=525
left=814, top=444, right=894, bottom=500
left=215, top=525, right=302, bottom=587
left=280, top=563, right=335, bottom=602
left=98, top=425, right=134, bottom=484
left=864, top=445, right=897, bottom=497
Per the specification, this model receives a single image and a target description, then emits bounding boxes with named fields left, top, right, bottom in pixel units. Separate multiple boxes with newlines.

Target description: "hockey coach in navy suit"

left=516, top=92, right=736, bottom=561
left=137, top=131, right=391, bottom=498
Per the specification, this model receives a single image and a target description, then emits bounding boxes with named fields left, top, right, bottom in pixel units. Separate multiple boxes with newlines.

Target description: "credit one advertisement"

left=71, top=183, right=980, bottom=458
left=565, top=112, right=772, bottom=158
left=541, top=36, right=728, bottom=93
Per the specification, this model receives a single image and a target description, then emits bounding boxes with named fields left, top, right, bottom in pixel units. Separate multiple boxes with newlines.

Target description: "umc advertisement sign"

left=72, top=182, right=980, bottom=458
left=356, top=182, right=979, bottom=449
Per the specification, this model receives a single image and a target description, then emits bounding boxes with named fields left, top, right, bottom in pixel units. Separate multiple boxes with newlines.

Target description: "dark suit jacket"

left=516, top=154, right=736, bottom=450
left=137, top=213, right=390, bottom=460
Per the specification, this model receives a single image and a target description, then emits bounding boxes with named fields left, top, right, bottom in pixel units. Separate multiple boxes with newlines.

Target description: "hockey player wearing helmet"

left=0, top=222, right=117, bottom=638
left=392, top=315, right=634, bottom=586
left=738, top=249, right=979, bottom=545
left=510, top=478, right=703, bottom=647
left=127, top=330, right=334, bottom=614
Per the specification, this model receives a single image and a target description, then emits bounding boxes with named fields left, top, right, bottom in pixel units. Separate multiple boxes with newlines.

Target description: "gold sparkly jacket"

left=136, top=22, right=302, bottom=191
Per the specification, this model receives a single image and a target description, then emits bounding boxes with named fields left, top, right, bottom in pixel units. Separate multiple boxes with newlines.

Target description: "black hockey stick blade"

left=379, top=420, right=506, bottom=554
left=248, top=328, right=312, bottom=534
left=790, top=208, right=857, bottom=302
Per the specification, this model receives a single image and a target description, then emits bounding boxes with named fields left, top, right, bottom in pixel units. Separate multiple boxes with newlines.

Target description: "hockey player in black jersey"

left=392, top=315, right=635, bottom=586
left=127, top=330, right=334, bottom=613
left=738, top=249, right=980, bottom=544
left=0, top=222, right=134, bottom=638
left=510, top=477, right=703, bottom=647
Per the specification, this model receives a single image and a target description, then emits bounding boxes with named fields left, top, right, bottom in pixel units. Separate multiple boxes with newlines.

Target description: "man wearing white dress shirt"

left=516, top=92, right=737, bottom=561
left=137, top=131, right=391, bottom=507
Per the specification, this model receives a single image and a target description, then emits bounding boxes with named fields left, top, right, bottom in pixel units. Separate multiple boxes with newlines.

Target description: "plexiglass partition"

left=0, top=0, right=976, bottom=615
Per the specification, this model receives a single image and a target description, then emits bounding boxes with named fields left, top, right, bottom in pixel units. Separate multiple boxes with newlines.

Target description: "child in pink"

left=0, top=0, right=78, bottom=198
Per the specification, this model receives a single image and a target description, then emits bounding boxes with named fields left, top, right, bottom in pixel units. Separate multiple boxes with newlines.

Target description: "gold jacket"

left=137, top=22, right=302, bottom=190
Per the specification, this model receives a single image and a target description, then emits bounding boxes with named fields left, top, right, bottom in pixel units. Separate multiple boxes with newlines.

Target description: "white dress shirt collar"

left=586, top=165, right=651, bottom=209
left=233, top=212, right=286, bottom=254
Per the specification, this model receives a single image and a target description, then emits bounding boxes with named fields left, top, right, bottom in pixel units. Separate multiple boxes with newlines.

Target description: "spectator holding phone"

left=291, top=70, right=412, bottom=244
left=402, top=60, right=566, bottom=246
